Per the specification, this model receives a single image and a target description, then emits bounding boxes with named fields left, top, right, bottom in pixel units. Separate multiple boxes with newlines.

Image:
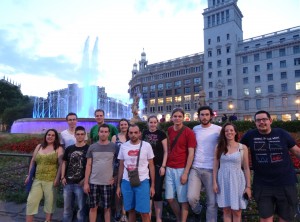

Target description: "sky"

left=0, top=0, right=299, bottom=102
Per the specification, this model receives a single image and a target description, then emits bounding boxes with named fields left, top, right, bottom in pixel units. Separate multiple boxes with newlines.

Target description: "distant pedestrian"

left=160, top=114, right=166, bottom=123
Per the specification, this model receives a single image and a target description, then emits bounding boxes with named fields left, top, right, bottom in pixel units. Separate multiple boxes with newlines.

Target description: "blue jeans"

left=63, top=184, right=85, bottom=222
left=187, top=167, right=217, bottom=222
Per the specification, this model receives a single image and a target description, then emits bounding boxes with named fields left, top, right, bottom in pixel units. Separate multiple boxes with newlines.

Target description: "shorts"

left=88, top=184, right=113, bottom=209
left=165, top=167, right=188, bottom=203
left=121, top=179, right=150, bottom=213
left=253, top=184, right=298, bottom=221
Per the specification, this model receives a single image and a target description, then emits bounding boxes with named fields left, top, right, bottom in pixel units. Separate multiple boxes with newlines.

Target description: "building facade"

left=128, top=0, right=300, bottom=121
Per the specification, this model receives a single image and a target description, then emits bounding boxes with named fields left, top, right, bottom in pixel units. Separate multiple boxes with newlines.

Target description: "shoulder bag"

left=127, top=141, right=143, bottom=187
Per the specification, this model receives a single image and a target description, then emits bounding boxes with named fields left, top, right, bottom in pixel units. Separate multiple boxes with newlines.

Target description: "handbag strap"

left=33, top=145, right=42, bottom=162
left=135, top=141, right=143, bottom=168
left=171, top=126, right=186, bottom=150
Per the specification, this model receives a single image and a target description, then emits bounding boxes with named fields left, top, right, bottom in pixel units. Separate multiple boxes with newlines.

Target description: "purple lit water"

left=11, top=118, right=119, bottom=134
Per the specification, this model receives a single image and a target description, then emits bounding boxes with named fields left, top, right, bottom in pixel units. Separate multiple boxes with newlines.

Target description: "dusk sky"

left=0, top=0, right=299, bottom=102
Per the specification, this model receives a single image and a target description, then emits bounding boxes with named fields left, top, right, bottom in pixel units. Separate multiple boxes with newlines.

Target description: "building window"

left=266, top=51, right=272, bottom=59
left=296, top=82, right=300, bottom=90
left=208, top=72, right=212, bottom=78
left=281, top=83, right=288, bottom=92
left=217, top=36, right=220, bottom=42
left=268, top=85, right=274, bottom=93
left=157, top=98, right=163, bottom=104
left=209, top=82, right=213, bottom=88
left=254, top=53, right=260, bottom=61
left=209, top=91, right=213, bottom=98
left=184, top=95, right=191, bottom=101
left=269, top=98, right=274, bottom=108
left=226, top=46, right=231, bottom=53
left=208, top=62, right=212, bottom=69
left=267, top=63, right=273, bottom=70
left=242, top=56, right=248, bottom=63
left=227, top=69, right=232, bottom=76
left=267, top=74, right=273, bottom=81
left=166, top=82, right=172, bottom=89
left=280, top=60, right=287, bottom=68
left=244, top=88, right=249, bottom=96
left=294, top=58, right=300, bottom=66
left=255, top=76, right=261, bottom=83
left=175, top=88, right=182, bottom=95
left=184, top=87, right=191, bottom=94
left=194, top=77, right=201, bottom=84
left=208, top=50, right=212, bottom=57
left=295, top=70, right=300, bottom=78
left=243, top=77, right=248, bottom=84
left=217, top=48, right=221, bottom=55
left=184, top=103, right=190, bottom=111
left=243, top=67, right=248, bottom=74
left=293, top=45, right=300, bottom=54
left=244, top=100, right=249, bottom=110
left=255, top=87, right=261, bottom=94
left=218, top=90, right=222, bottom=97
left=208, top=38, right=211, bottom=45
left=174, top=80, right=181, bottom=87
left=228, top=89, right=232, bottom=96
left=166, top=105, right=172, bottom=112
left=254, top=65, right=260, bottom=72
left=142, top=93, right=148, bottom=99
left=227, top=79, right=232, bottom=86
left=227, top=33, right=230, bottom=40
left=256, top=99, right=262, bottom=109
left=157, top=83, right=163, bottom=90
left=150, top=91, right=157, bottom=98
left=282, top=97, right=288, bottom=107
left=166, top=89, right=172, bottom=96
left=157, top=106, right=163, bottom=112
left=142, top=86, right=148, bottom=92
left=158, top=91, right=163, bottom=97
left=227, top=58, right=231, bottom=65
left=150, top=85, right=155, bottom=91
left=281, top=72, right=287, bottom=79
left=218, top=102, right=223, bottom=110
left=166, top=97, right=172, bottom=103
left=218, top=71, right=222, bottom=77
left=279, top=48, right=286, bottom=56
left=184, top=79, right=191, bottom=85
left=217, top=60, right=222, bottom=67
left=194, top=86, right=200, bottom=92
left=150, top=99, right=155, bottom=105
left=174, top=96, right=181, bottom=102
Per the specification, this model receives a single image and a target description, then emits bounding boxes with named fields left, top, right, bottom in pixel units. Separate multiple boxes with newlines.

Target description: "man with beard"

left=241, top=110, right=300, bottom=222
left=187, top=106, right=221, bottom=222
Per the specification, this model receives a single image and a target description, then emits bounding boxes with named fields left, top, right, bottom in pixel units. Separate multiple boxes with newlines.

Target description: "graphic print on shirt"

left=144, top=133, right=158, bottom=147
left=67, top=150, right=85, bottom=180
left=253, top=136, right=283, bottom=164
left=127, top=149, right=140, bottom=170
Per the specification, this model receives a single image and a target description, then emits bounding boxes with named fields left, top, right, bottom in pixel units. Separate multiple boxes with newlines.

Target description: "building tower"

left=203, top=0, right=243, bottom=115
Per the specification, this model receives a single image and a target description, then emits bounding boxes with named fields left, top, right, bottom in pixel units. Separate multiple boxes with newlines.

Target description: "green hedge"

left=136, top=120, right=300, bottom=133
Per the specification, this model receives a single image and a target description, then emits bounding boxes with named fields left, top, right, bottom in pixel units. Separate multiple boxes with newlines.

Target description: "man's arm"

left=116, top=160, right=124, bottom=198
left=290, top=145, right=300, bottom=159
left=181, top=147, right=195, bottom=185
left=84, top=158, right=92, bottom=193
left=61, top=160, right=67, bottom=186
left=148, top=158, right=155, bottom=197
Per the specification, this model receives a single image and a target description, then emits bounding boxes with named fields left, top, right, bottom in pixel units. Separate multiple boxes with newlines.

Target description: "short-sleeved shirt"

left=166, top=126, right=197, bottom=169
left=118, top=141, right=154, bottom=181
left=86, top=142, right=116, bottom=185
left=142, top=129, right=167, bottom=166
left=62, top=144, right=89, bottom=184
left=89, top=124, right=118, bottom=144
left=60, top=129, right=88, bottom=149
left=240, top=128, right=297, bottom=186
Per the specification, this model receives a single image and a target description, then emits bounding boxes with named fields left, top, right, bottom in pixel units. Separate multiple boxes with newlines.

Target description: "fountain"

left=10, top=37, right=133, bottom=134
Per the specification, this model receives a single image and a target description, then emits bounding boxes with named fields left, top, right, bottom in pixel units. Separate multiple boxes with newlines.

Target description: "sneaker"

left=114, top=214, right=121, bottom=222
left=120, top=214, right=128, bottom=222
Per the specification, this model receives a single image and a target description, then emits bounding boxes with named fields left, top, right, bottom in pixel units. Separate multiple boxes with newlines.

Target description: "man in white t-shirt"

left=187, top=106, right=221, bottom=222
left=60, top=112, right=88, bottom=149
left=116, top=124, right=155, bottom=222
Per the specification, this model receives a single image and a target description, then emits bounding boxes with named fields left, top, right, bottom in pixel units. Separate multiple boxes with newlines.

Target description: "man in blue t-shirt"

left=240, top=110, right=300, bottom=222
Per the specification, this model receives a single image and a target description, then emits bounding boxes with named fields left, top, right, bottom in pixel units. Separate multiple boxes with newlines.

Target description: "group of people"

left=24, top=106, right=300, bottom=222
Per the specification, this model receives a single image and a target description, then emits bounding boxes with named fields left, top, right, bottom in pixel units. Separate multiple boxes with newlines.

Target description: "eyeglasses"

left=255, top=118, right=269, bottom=123
left=75, top=133, right=85, bottom=136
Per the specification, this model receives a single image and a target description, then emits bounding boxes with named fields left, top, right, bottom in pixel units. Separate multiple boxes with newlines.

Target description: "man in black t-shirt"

left=61, top=126, right=89, bottom=222
left=240, top=110, right=300, bottom=222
